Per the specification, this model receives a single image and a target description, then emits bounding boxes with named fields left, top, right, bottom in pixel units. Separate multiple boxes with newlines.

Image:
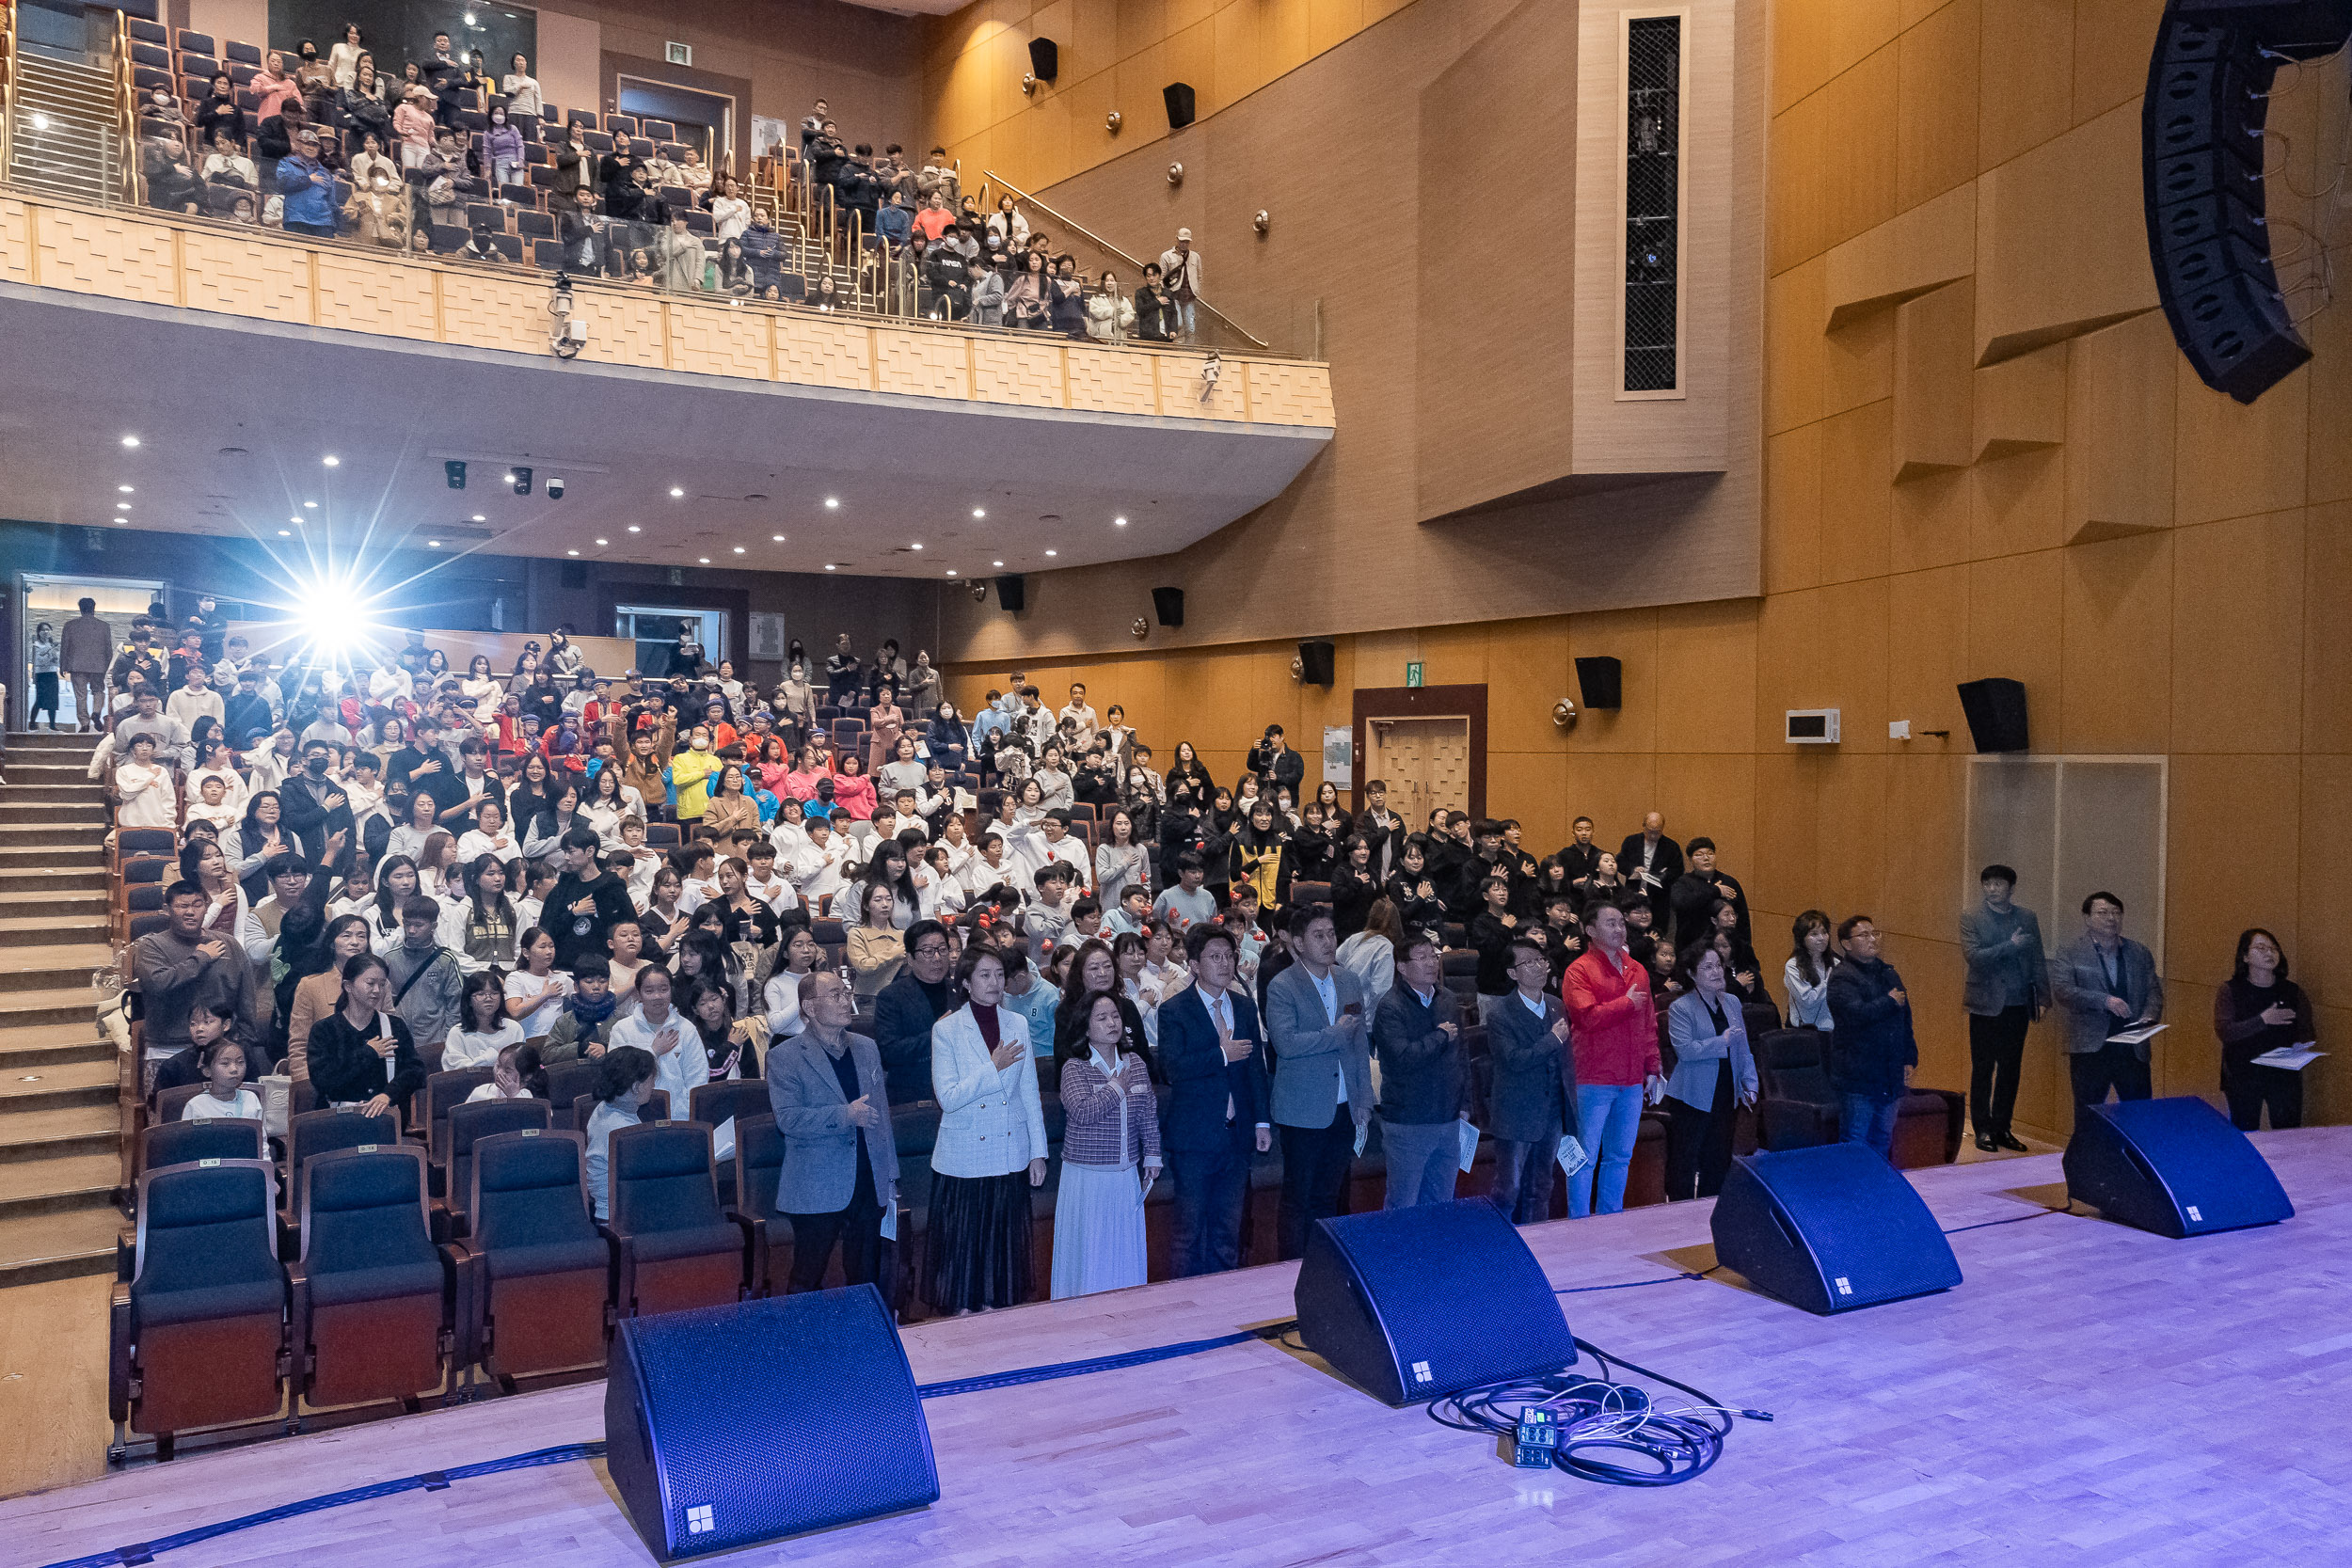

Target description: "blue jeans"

left=1842, top=1092, right=1901, bottom=1162
left=1381, top=1118, right=1460, bottom=1210
left=1175, top=297, right=1197, bottom=341
left=1567, top=1085, right=1646, bottom=1216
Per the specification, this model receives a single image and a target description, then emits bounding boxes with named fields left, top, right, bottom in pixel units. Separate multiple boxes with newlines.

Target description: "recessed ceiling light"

left=567, top=549, right=580, bottom=556
left=698, top=556, right=711, bottom=564
left=628, top=525, right=641, bottom=533
left=289, top=515, right=302, bottom=525
left=825, top=563, right=837, bottom=571
left=595, top=537, right=608, bottom=546
left=321, top=453, right=338, bottom=466
left=121, top=435, right=140, bottom=448
left=470, top=514, right=485, bottom=522
left=972, top=508, right=986, bottom=518
left=427, top=539, right=441, bottom=547
left=946, top=569, right=958, bottom=577
left=1045, top=549, right=1057, bottom=556
left=993, top=560, right=1005, bottom=567
left=771, top=533, right=785, bottom=542
left=911, top=542, right=924, bottom=551
left=278, top=529, right=291, bottom=536
left=1114, top=515, right=1127, bottom=526
left=824, top=497, right=839, bottom=509
left=670, top=486, right=685, bottom=499
left=304, top=500, right=319, bottom=509
left=118, top=484, right=134, bottom=493
left=116, top=502, right=131, bottom=510
left=503, top=472, right=516, bottom=484
left=733, top=546, right=746, bottom=554
left=113, top=518, right=127, bottom=526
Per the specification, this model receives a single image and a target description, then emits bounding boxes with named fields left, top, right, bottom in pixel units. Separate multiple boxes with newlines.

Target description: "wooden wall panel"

left=314, top=254, right=437, bottom=341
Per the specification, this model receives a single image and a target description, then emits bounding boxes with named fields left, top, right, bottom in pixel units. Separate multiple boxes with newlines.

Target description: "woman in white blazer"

left=925, top=945, right=1048, bottom=1313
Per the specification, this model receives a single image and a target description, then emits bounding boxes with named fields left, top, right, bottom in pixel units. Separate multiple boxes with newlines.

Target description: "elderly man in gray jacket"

left=1265, top=902, right=1373, bottom=1259
left=766, top=969, right=899, bottom=1293
left=2049, top=890, right=2163, bottom=1117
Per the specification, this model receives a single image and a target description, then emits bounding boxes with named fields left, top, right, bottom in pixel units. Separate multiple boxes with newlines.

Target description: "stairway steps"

left=0, top=1207, right=123, bottom=1286
left=0, top=914, right=111, bottom=940
left=0, top=844, right=105, bottom=868
left=0, top=862, right=108, bottom=889
left=0, top=1100, right=119, bottom=1158
left=0, top=894, right=110, bottom=923
left=0, top=986, right=106, bottom=1031
left=0, top=1152, right=121, bottom=1212
left=0, top=1022, right=112, bottom=1069
left=0, top=1057, right=117, bottom=1112
left=0, top=821, right=110, bottom=845
left=0, top=802, right=107, bottom=825
left=0, top=784, right=104, bottom=804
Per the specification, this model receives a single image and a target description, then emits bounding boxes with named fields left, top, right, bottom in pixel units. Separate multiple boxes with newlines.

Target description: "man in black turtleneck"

left=873, top=919, right=959, bottom=1104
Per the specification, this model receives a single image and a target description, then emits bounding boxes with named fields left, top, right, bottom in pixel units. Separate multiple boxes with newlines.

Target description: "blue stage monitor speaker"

left=604, top=1285, right=938, bottom=1560
left=1294, top=1198, right=1575, bottom=1406
left=2062, top=1095, right=2293, bottom=1238
left=1710, top=1144, right=1961, bottom=1315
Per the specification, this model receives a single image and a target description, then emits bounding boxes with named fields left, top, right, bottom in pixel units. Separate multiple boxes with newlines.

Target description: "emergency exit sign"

left=1406, top=662, right=1423, bottom=689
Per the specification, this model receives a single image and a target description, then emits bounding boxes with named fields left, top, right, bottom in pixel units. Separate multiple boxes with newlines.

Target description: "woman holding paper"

left=2215, top=927, right=2312, bottom=1132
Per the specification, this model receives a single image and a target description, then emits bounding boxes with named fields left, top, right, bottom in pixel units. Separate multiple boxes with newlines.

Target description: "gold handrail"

left=982, top=166, right=1269, bottom=351
left=110, top=8, right=134, bottom=203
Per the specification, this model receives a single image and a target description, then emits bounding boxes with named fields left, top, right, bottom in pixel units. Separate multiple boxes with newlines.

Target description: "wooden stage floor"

left=6, top=1131, right=2349, bottom=1568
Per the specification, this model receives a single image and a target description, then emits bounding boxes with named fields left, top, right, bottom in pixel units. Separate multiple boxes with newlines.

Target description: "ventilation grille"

left=1624, top=15, right=1682, bottom=393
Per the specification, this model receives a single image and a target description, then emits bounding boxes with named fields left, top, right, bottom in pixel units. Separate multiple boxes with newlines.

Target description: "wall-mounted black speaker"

left=1295, top=1199, right=1576, bottom=1405
left=2141, top=2, right=2352, bottom=404
left=559, top=560, right=588, bottom=590
left=993, top=574, right=1026, bottom=613
left=1710, top=1144, right=1961, bottom=1315
left=605, top=1288, right=938, bottom=1560
left=1573, top=656, right=1622, bottom=710
left=1027, top=36, right=1058, bottom=82
left=2062, top=1096, right=2293, bottom=1238
left=1296, top=640, right=1335, bottom=687
left=1955, top=676, right=2030, bottom=752
left=1163, top=81, right=1196, bottom=130
left=1152, top=586, right=1184, bottom=627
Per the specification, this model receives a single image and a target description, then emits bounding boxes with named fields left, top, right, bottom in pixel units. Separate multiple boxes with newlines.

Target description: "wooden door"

left=1365, top=716, right=1472, bottom=830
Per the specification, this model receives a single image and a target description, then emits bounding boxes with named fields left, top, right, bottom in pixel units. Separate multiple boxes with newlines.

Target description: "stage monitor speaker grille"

left=1295, top=1198, right=1575, bottom=1405
left=1164, top=81, right=1197, bottom=130
left=1152, top=586, right=1185, bottom=627
left=1956, top=676, right=2030, bottom=752
left=2062, top=1095, right=2293, bottom=1238
left=605, top=1286, right=937, bottom=1560
left=1710, top=1144, right=1961, bottom=1315
left=1574, top=656, right=1623, bottom=710
left=994, top=574, right=1026, bottom=613
left=1028, top=35, right=1058, bottom=81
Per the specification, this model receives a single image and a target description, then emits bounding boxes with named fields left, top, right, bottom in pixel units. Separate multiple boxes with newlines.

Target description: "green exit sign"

left=1406, top=662, right=1423, bottom=689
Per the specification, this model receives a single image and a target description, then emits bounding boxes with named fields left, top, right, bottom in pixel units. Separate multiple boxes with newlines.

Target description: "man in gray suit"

left=1959, top=863, right=2046, bottom=1153
left=2049, top=890, right=2164, bottom=1117
left=1265, top=902, right=1373, bottom=1259
left=1486, top=937, right=1578, bottom=1225
left=765, top=970, right=899, bottom=1293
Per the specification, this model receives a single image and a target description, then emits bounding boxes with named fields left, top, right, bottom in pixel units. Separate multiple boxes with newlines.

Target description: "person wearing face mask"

left=668, top=725, right=724, bottom=833
left=481, top=103, right=524, bottom=192
left=277, top=740, right=357, bottom=873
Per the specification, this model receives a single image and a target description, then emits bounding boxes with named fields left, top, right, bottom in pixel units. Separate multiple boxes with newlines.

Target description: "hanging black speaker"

left=1027, top=36, right=1058, bottom=82
left=1296, top=640, right=1335, bottom=687
left=1163, top=81, right=1197, bottom=130
left=1152, top=586, right=1184, bottom=627
left=994, top=574, right=1026, bottom=613
left=1955, top=677, right=2029, bottom=753
left=2140, top=1, right=2352, bottom=404
left=1573, top=656, right=1622, bottom=710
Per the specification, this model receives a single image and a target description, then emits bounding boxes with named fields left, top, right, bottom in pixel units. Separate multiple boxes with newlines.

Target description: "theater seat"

left=282, top=1106, right=402, bottom=1234
left=421, top=1068, right=495, bottom=1164
left=690, top=1079, right=771, bottom=1196
left=1752, top=1028, right=1841, bottom=1150
left=604, top=1122, right=752, bottom=1320
left=1891, top=1086, right=1966, bottom=1169
left=728, top=1111, right=790, bottom=1294
left=436, top=1098, right=552, bottom=1241
left=543, top=1059, right=600, bottom=1129
left=290, top=1145, right=453, bottom=1411
left=453, top=1128, right=608, bottom=1385
left=113, top=1159, right=286, bottom=1449
left=140, top=1116, right=264, bottom=1179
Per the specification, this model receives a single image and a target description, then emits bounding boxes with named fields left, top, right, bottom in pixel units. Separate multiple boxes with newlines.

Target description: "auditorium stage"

left=8, top=1131, right=2350, bottom=1568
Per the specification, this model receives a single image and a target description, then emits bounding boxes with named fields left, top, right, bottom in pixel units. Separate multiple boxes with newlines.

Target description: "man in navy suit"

left=1156, top=923, right=1271, bottom=1276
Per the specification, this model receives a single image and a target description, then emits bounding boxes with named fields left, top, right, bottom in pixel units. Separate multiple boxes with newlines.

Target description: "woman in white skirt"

left=1053, top=990, right=1163, bottom=1299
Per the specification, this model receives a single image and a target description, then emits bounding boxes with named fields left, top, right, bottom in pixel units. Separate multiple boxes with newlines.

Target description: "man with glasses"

left=1825, top=916, right=1916, bottom=1162
left=1486, top=937, right=1578, bottom=1226
left=874, top=919, right=959, bottom=1104
left=2050, top=891, right=2163, bottom=1114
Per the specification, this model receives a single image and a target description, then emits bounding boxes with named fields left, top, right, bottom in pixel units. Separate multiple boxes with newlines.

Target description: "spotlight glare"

left=972, top=508, right=986, bottom=518
left=824, top=497, right=839, bottom=509
left=292, top=575, right=383, bottom=656
left=321, top=454, right=339, bottom=466
left=670, top=486, right=685, bottom=499
left=121, top=435, right=140, bottom=448
left=1115, top=515, right=1127, bottom=526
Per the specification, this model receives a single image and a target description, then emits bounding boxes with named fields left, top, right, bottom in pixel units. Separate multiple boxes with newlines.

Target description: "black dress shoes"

left=1994, top=1132, right=2028, bottom=1152
left=1975, top=1133, right=1997, bottom=1152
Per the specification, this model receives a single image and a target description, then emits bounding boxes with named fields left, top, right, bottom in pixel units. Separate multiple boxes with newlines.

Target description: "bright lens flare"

left=293, top=576, right=382, bottom=655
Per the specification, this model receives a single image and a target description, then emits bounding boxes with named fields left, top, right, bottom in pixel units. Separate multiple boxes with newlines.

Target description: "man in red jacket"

left=1562, top=903, right=1664, bottom=1216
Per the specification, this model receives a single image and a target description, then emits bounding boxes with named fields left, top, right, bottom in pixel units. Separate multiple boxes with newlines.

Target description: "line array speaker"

left=2141, top=1, right=2352, bottom=404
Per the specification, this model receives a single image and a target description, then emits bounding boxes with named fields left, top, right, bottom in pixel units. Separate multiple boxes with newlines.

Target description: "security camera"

left=546, top=476, right=565, bottom=499
left=1199, top=352, right=1222, bottom=403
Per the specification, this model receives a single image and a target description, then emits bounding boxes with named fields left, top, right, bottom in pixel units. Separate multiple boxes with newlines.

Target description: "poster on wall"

left=749, top=612, right=789, bottom=660
left=751, top=116, right=791, bottom=159
left=1323, top=726, right=1353, bottom=790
